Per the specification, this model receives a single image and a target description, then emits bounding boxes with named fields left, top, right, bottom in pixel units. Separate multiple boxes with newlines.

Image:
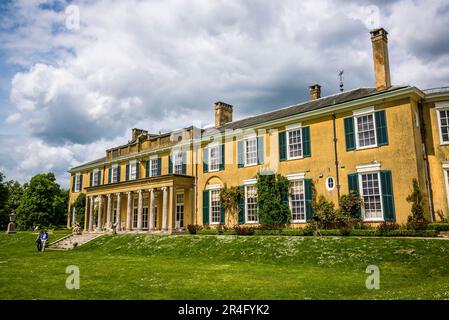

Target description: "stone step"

left=47, top=232, right=103, bottom=250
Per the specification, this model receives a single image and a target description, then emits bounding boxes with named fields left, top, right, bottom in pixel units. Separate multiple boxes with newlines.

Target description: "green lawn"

left=1, top=231, right=449, bottom=299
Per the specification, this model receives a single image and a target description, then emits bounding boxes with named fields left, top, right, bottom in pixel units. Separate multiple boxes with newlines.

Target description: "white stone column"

left=84, top=195, right=89, bottom=231
left=172, top=186, right=177, bottom=230
left=97, top=195, right=103, bottom=230
left=137, top=190, right=143, bottom=230
left=126, top=191, right=133, bottom=231
left=106, top=194, right=112, bottom=229
left=162, top=187, right=168, bottom=231
left=149, top=188, right=155, bottom=230
left=88, top=196, right=94, bottom=232
left=116, top=192, right=122, bottom=231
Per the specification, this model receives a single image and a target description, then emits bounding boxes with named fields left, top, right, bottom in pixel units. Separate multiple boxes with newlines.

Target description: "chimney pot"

left=370, top=27, right=391, bottom=91
left=309, top=84, right=321, bottom=100
left=214, top=101, right=233, bottom=128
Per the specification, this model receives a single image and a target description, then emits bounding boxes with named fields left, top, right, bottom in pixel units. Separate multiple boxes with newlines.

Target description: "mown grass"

left=1, top=231, right=449, bottom=299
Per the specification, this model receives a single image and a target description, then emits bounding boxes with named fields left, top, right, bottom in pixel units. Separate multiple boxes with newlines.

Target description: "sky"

left=0, top=0, right=449, bottom=189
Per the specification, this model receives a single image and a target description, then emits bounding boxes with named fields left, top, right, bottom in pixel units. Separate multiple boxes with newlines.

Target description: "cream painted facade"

left=67, top=28, right=449, bottom=231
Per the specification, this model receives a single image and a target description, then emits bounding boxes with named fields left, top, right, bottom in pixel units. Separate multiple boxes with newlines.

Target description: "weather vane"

left=338, top=70, right=344, bottom=92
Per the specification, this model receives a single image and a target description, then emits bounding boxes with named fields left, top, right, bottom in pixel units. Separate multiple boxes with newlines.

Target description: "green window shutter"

left=98, top=170, right=101, bottom=185
left=203, top=148, right=209, bottom=173
left=157, top=157, right=162, bottom=175
left=279, top=131, right=287, bottom=161
left=375, top=110, right=388, bottom=146
left=348, top=173, right=361, bottom=218
left=168, top=155, right=173, bottom=174
left=108, top=168, right=112, bottom=184
left=304, top=179, right=313, bottom=221
left=238, top=186, right=245, bottom=224
left=90, top=172, right=93, bottom=187
left=117, top=166, right=121, bottom=182
left=126, top=164, right=130, bottom=181
left=344, top=117, right=356, bottom=151
left=380, top=170, right=395, bottom=221
left=282, top=188, right=289, bottom=208
left=348, top=173, right=359, bottom=193
left=257, top=136, right=264, bottom=164
left=202, top=190, right=210, bottom=225
left=72, top=175, right=76, bottom=192
left=145, top=160, right=150, bottom=178
left=136, top=162, right=140, bottom=179
left=182, top=152, right=187, bottom=175
left=220, top=202, right=225, bottom=225
left=80, top=175, right=83, bottom=189
left=302, top=126, right=311, bottom=157
left=219, top=144, right=225, bottom=171
left=237, top=141, right=244, bottom=168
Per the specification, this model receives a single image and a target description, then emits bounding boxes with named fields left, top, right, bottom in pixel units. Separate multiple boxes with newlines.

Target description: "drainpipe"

left=418, top=100, right=435, bottom=222
left=332, top=113, right=341, bottom=204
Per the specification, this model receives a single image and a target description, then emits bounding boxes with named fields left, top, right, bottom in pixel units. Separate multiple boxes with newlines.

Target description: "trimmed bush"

left=233, top=225, right=255, bottom=236
left=428, top=223, right=449, bottom=232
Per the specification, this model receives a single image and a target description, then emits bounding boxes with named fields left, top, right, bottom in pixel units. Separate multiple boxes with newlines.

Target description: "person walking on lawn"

left=40, top=230, right=49, bottom=252
left=35, top=230, right=43, bottom=252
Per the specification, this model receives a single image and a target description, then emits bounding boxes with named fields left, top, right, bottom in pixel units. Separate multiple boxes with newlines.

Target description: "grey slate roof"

left=70, top=157, right=106, bottom=171
left=423, top=86, right=449, bottom=95
left=204, top=86, right=408, bottom=135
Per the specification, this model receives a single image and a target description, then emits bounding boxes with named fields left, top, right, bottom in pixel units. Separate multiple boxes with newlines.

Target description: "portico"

left=84, top=174, right=195, bottom=233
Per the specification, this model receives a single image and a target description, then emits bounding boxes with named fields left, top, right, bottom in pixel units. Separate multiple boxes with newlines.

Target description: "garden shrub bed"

left=428, top=223, right=449, bottom=232
left=197, top=228, right=439, bottom=237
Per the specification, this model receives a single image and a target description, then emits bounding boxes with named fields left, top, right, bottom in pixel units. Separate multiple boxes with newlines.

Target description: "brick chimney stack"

left=132, top=128, right=148, bottom=141
left=215, top=101, right=233, bottom=128
left=370, top=28, right=391, bottom=91
left=309, top=84, right=321, bottom=100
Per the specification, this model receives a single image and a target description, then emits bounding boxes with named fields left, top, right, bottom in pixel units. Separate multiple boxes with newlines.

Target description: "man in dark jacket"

left=35, top=231, right=43, bottom=252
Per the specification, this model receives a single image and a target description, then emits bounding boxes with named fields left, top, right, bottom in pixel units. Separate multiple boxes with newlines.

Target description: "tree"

left=72, top=193, right=86, bottom=229
left=406, top=179, right=428, bottom=230
left=338, top=192, right=363, bottom=226
left=16, top=173, right=67, bottom=230
left=255, top=173, right=291, bottom=226
left=0, top=172, right=9, bottom=229
left=220, top=186, right=243, bottom=226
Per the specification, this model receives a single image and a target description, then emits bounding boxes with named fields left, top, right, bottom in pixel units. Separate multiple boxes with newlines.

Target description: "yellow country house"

left=67, top=28, right=449, bottom=233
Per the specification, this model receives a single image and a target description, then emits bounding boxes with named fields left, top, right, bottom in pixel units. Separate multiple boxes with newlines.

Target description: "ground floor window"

left=210, top=189, right=221, bottom=224
left=133, top=198, right=138, bottom=228
left=153, top=199, right=158, bottom=228
left=245, top=184, right=258, bottom=223
left=113, top=199, right=118, bottom=224
left=359, top=172, right=383, bottom=220
left=290, top=180, right=305, bottom=222
left=176, top=193, right=184, bottom=228
left=444, top=169, right=449, bottom=210
left=142, top=198, right=148, bottom=229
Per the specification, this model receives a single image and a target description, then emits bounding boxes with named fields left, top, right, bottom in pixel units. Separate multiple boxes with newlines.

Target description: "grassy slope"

left=1, top=231, right=449, bottom=299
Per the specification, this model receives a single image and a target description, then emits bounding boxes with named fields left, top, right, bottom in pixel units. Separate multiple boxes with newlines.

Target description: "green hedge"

left=197, top=228, right=438, bottom=237
left=428, top=223, right=449, bottom=232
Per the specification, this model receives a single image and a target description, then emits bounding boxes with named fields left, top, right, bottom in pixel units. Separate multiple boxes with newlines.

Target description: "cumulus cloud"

left=0, top=0, right=448, bottom=187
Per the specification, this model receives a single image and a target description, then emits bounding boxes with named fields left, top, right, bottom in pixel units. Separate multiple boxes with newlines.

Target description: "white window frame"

left=244, top=181, right=258, bottom=223
left=112, top=164, right=119, bottom=183
left=209, top=187, right=221, bottom=225
left=325, top=176, right=335, bottom=191
left=74, top=173, right=81, bottom=192
left=357, top=169, right=384, bottom=222
left=132, top=196, right=138, bottom=228
left=129, top=160, right=137, bottom=180
left=436, top=102, right=449, bottom=145
left=286, top=123, right=303, bottom=160
left=288, top=178, right=306, bottom=223
left=443, top=163, right=449, bottom=210
left=244, top=137, right=258, bottom=167
left=208, top=144, right=220, bottom=172
left=175, top=192, right=184, bottom=228
left=92, top=169, right=100, bottom=187
left=173, top=152, right=183, bottom=174
left=149, top=157, right=159, bottom=177
left=142, top=197, right=149, bottom=229
left=353, top=107, right=377, bottom=150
